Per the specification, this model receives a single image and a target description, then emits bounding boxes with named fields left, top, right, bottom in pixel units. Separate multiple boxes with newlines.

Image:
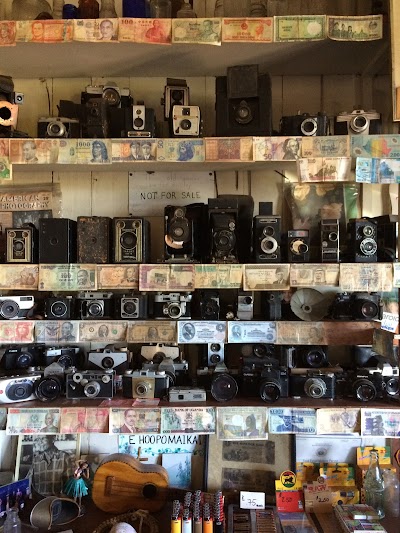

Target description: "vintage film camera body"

left=140, top=343, right=188, bottom=386
left=280, top=112, right=329, bottom=136
left=208, top=198, right=239, bottom=263
left=122, top=369, right=170, bottom=399
left=153, top=292, right=192, bottom=320
left=38, top=218, right=77, bottom=264
left=0, top=372, right=42, bottom=403
left=330, top=292, right=382, bottom=321
left=128, top=103, right=156, bottom=138
left=115, top=293, right=148, bottom=319
left=320, top=218, right=340, bottom=263
left=65, top=369, right=115, bottom=399
left=0, top=295, right=34, bottom=319
left=205, top=343, right=225, bottom=367
left=112, top=217, right=150, bottom=263
left=163, top=78, right=190, bottom=120
left=290, top=370, right=336, bottom=399
left=237, top=291, right=254, bottom=320
left=34, top=364, right=66, bottom=402
left=287, top=229, right=310, bottom=262
left=6, top=223, right=38, bottom=263
left=37, top=117, right=80, bottom=138
left=82, top=83, right=133, bottom=109
left=351, top=364, right=399, bottom=402
left=170, top=105, right=201, bottom=137
left=77, top=216, right=112, bottom=264
left=253, top=215, right=281, bottom=263
left=334, top=109, right=381, bottom=135
left=2, top=344, right=44, bottom=370
left=45, top=296, right=77, bottom=320
left=83, top=97, right=110, bottom=138
left=373, top=214, right=398, bottom=262
left=42, top=346, right=82, bottom=369
left=290, top=345, right=328, bottom=369
left=346, top=218, right=377, bottom=262
left=87, top=346, right=131, bottom=374
left=164, top=204, right=207, bottom=262
left=78, top=291, right=114, bottom=320
left=200, top=291, right=220, bottom=320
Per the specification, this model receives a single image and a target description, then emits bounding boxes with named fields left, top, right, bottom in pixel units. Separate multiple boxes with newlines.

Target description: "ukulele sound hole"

left=142, top=484, right=157, bottom=499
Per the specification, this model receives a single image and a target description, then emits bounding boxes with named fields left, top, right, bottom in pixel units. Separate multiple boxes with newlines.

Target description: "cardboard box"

left=356, top=446, right=391, bottom=465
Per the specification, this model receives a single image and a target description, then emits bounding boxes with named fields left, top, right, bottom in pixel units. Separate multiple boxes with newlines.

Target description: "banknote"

left=0, top=265, right=39, bottom=290
left=0, top=21, right=16, bottom=46
left=205, top=137, right=253, bottom=161
left=227, top=321, right=276, bottom=344
left=156, top=138, right=205, bottom=162
left=216, top=407, right=267, bottom=440
left=127, top=321, right=176, bottom=343
left=297, top=157, right=351, bottom=182
left=393, top=264, right=400, bottom=287
left=0, top=321, right=35, bottom=343
left=60, top=407, right=109, bottom=433
left=172, top=18, right=221, bottom=45
left=195, top=264, right=243, bottom=289
left=0, top=156, right=11, bottom=180
left=161, top=407, right=215, bottom=434
left=76, top=139, right=112, bottom=164
left=253, top=136, right=302, bottom=161
left=6, top=408, right=60, bottom=435
left=110, top=408, right=161, bottom=434
left=131, top=18, right=171, bottom=44
left=355, top=157, right=400, bottom=184
left=275, top=322, right=326, bottom=345
left=38, top=264, right=97, bottom=291
left=290, top=264, right=340, bottom=287
left=339, top=263, right=393, bottom=292
left=361, top=409, right=400, bottom=438
left=269, top=408, right=317, bottom=434
left=177, top=321, right=226, bottom=344
left=97, top=264, right=139, bottom=289
left=274, top=16, right=326, bottom=42
left=112, top=139, right=157, bottom=162
left=243, top=264, right=290, bottom=291
left=73, top=18, right=119, bottom=42
left=221, top=18, right=273, bottom=43
left=16, top=19, right=73, bottom=43
left=115, top=17, right=136, bottom=41
left=139, top=264, right=195, bottom=291
left=56, top=139, right=78, bottom=164
left=301, top=136, right=350, bottom=158
left=9, top=139, right=59, bottom=164
left=316, top=408, right=360, bottom=434
left=351, top=135, right=400, bottom=159
left=79, top=321, right=128, bottom=342
left=327, top=15, right=383, bottom=41
left=35, top=321, right=79, bottom=343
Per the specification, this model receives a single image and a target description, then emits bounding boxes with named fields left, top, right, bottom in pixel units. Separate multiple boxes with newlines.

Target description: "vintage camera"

left=37, top=117, right=80, bottom=138
left=82, top=83, right=133, bottom=109
left=334, top=109, right=381, bottom=135
left=237, top=291, right=254, bottom=320
left=210, top=369, right=238, bottom=402
left=171, top=105, right=201, bottom=137
left=0, top=372, right=42, bottom=403
left=45, top=297, right=77, bottom=320
left=373, top=214, right=398, bottom=262
left=241, top=363, right=289, bottom=403
left=115, top=294, right=148, bottom=319
left=128, top=104, right=156, bottom=138
left=208, top=199, right=239, bottom=263
left=77, top=291, right=114, bottom=320
left=346, top=218, right=377, bottom=262
left=122, top=369, right=170, bottom=399
left=261, top=292, right=282, bottom=321
left=141, top=343, right=188, bottom=386
left=6, top=224, right=38, bottom=263
left=0, top=75, right=26, bottom=137
left=87, top=346, right=130, bottom=374
left=200, top=291, right=220, bottom=320
left=206, top=343, right=225, bottom=367
left=287, top=229, right=310, bottom=262
left=353, top=345, right=380, bottom=368
left=153, top=293, right=192, bottom=320
left=164, top=204, right=207, bottom=263
left=42, top=346, right=82, bottom=369
left=83, top=97, right=109, bottom=138
left=2, top=344, right=44, bottom=370
left=253, top=215, right=281, bottom=263
left=280, top=112, right=329, bottom=136
left=65, top=369, right=115, bottom=399
left=330, top=292, right=382, bottom=321
left=320, top=218, right=340, bottom=263
left=112, top=217, right=150, bottom=263
left=77, top=216, right=112, bottom=264
left=290, top=370, right=336, bottom=399
left=163, top=78, right=190, bottom=120
left=291, top=346, right=328, bottom=369
left=0, top=295, right=34, bottom=319
left=169, top=386, right=207, bottom=402
left=34, top=372, right=65, bottom=402
left=352, top=364, right=399, bottom=402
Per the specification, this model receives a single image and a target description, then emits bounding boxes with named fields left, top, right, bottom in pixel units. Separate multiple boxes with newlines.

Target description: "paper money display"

left=327, top=15, right=383, bottom=41
left=301, top=136, right=350, bottom=158
left=0, top=155, right=11, bottom=180
left=205, top=137, right=253, bottom=162
left=253, top=136, right=302, bottom=161
left=275, top=322, right=326, bottom=345
left=290, top=264, right=340, bottom=287
left=316, top=408, right=360, bottom=434
left=139, top=264, right=195, bottom=291
left=97, top=264, right=139, bottom=290
left=9, top=139, right=59, bottom=164
left=216, top=407, right=267, bottom=440
left=35, top=321, right=79, bottom=343
left=195, top=264, right=243, bottom=289
left=355, top=157, right=400, bottom=184
left=361, top=409, right=400, bottom=438
left=0, top=21, right=16, bottom=46
left=110, top=408, right=161, bottom=434
left=393, top=264, right=400, bottom=287
left=73, top=18, right=119, bottom=42
left=297, top=157, right=351, bottom=182
left=339, top=263, right=393, bottom=292
left=269, top=408, right=317, bottom=434
left=79, top=321, right=128, bottom=342
left=0, top=265, right=39, bottom=290
left=76, top=139, right=112, bottom=164
left=38, top=264, right=97, bottom=291
left=351, top=135, right=400, bottom=158
left=227, top=321, right=276, bottom=344
left=274, top=16, right=326, bottom=42
left=60, top=407, right=109, bottom=433
left=127, top=321, right=176, bottom=343
left=243, top=264, right=290, bottom=291
left=55, top=139, right=78, bottom=164
left=16, top=19, right=73, bottom=43
left=221, top=18, right=273, bottom=43
left=161, top=407, right=215, bottom=434
left=6, top=408, right=60, bottom=435
left=119, top=17, right=171, bottom=44
left=177, top=321, right=226, bottom=344
left=156, top=138, right=205, bottom=162
left=0, top=321, right=35, bottom=343
left=112, top=139, right=157, bottom=162
left=172, top=18, right=221, bottom=45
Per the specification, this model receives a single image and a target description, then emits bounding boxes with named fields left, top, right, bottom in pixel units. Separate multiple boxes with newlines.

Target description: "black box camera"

left=280, top=112, right=329, bottom=136
left=112, top=217, right=150, bottom=263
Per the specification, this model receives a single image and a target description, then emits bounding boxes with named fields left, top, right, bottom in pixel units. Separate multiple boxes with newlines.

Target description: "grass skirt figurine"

left=63, top=460, right=90, bottom=507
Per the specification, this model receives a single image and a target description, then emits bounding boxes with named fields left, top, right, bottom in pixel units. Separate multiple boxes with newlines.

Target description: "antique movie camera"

left=6, top=223, right=38, bottom=263
left=65, top=369, right=115, bottom=399
left=279, top=112, right=329, bottom=136
left=346, top=218, right=377, bottom=262
left=77, top=292, right=114, bottom=320
left=112, top=217, right=150, bottom=263
left=320, top=218, right=340, bottom=263
left=87, top=345, right=131, bottom=374
left=334, top=109, right=381, bottom=135
left=287, top=229, right=310, bottom=262
left=0, top=295, right=34, bottom=319
left=153, top=292, right=192, bottom=320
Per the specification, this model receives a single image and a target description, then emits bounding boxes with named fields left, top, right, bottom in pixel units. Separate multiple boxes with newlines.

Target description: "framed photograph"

left=15, top=434, right=79, bottom=497
left=206, top=434, right=294, bottom=503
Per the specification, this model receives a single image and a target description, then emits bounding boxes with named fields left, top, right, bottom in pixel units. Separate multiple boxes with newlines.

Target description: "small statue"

left=63, top=460, right=90, bottom=507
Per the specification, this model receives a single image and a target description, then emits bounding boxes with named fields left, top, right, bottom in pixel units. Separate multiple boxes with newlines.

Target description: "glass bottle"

left=3, top=509, right=22, bottom=533
left=100, top=0, right=117, bottom=17
left=363, top=451, right=385, bottom=519
left=383, top=469, right=400, bottom=518
left=150, top=0, right=172, bottom=18
left=11, top=0, right=52, bottom=20
left=250, top=0, right=267, bottom=17
left=52, top=0, right=64, bottom=18
left=176, top=0, right=196, bottom=18
left=214, top=0, right=223, bottom=17
left=122, top=0, right=147, bottom=17
left=78, top=0, right=100, bottom=18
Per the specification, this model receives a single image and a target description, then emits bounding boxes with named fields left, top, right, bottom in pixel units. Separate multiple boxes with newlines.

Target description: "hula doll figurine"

left=63, top=460, right=90, bottom=507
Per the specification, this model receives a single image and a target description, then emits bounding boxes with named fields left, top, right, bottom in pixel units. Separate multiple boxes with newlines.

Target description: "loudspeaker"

left=39, top=218, right=77, bottom=263
left=77, top=216, right=111, bottom=264
left=112, top=217, right=150, bottom=263
left=253, top=215, right=281, bottom=262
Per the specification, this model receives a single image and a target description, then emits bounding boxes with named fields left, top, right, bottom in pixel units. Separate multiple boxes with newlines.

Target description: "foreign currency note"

left=112, top=139, right=157, bottom=162
left=301, top=136, right=350, bottom=158
left=393, top=264, right=400, bottom=287
left=355, top=157, right=400, bottom=184
left=297, top=157, right=352, bottom=182
left=269, top=408, right=317, bottom=434
left=221, top=18, right=273, bottom=43
left=339, top=263, right=393, bottom=292
left=79, top=321, right=127, bottom=342
left=172, top=18, right=221, bottom=45
left=110, top=408, right=161, bottom=434
left=161, top=407, right=215, bottom=434
left=76, top=139, right=112, bottom=164
left=0, top=265, right=39, bottom=290
left=60, top=407, right=109, bottom=433
left=97, top=264, right=139, bottom=290
left=16, top=19, right=73, bottom=43
left=115, top=17, right=136, bottom=41
left=6, top=408, right=60, bottom=435
left=156, top=138, right=205, bottom=162
left=0, top=156, right=11, bottom=181
left=351, top=135, right=400, bottom=158
left=133, top=18, right=171, bottom=44
left=35, top=320, right=79, bottom=343
left=216, top=407, right=267, bottom=440
left=275, top=322, right=326, bottom=345
left=253, top=136, right=302, bottom=161
left=139, top=264, right=195, bottom=291
left=195, top=264, right=243, bottom=289
left=9, top=139, right=59, bottom=164
left=227, top=321, right=276, bottom=344
left=0, top=321, right=35, bottom=343
left=327, top=15, right=383, bottom=41
left=290, top=264, right=340, bottom=287
left=73, top=18, right=119, bottom=42
left=274, top=16, right=326, bottom=42
left=243, top=264, right=290, bottom=291
left=361, top=409, right=400, bottom=438
left=316, top=408, right=360, bottom=434
left=205, top=137, right=253, bottom=162
left=56, top=139, right=78, bottom=164
left=127, top=321, right=176, bottom=343
left=0, top=21, right=16, bottom=46
left=38, top=264, right=97, bottom=291
left=178, top=321, right=226, bottom=344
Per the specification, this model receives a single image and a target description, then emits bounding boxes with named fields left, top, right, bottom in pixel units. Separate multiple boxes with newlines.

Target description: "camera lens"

left=210, top=373, right=238, bottom=402
left=6, top=380, right=34, bottom=401
left=120, top=230, right=137, bottom=250
left=259, top=379, right=281, bottom=402
left=123, top=300, right=137, bottom=316
left=203, top=299, right=219, bottom=318
left=357, top=299, right=379, bottom=319
left=103, top=87, right=120, bottom=107
left=234, top=100, right=252, bottom=124
left=253, top=344, right=269, bottom=358
left=58, top=354, right=74, bottom=369
left=87, top=301, right=103, bottom=317
left=13, top=239, right=25, bottom=253
left=84, top=380, right=101, bottom=398
left=35, top=376, right=62, bottom=402
left=51, top=301, right=67, bottom=318
left=328, top=231, right=338, bottom=242
left=354, top=378, right=376, bottom=402
left=385, top=377, right=399, bottom=396
left=359, top=238, right=377, bottom=256
left=135, top=380, right=151, bottom=397
left=180, top=119, right=192, bottom=131
left=301, top=117, right=318, bottom=136
left=166, top=302, right=182, bottom=319
left=47, top=121, right=66, bottom=138
left=260, top=236, right=278, bottom=254
left=304, top=377, right=326, bottom=399
left=16, top=352, right=34, bottom=369
left=290, top=238, right=308, bottom=256
left=0, top=299, right=19, bottom=319
left=171, top=89, right=184, bottom=103
left=214, top=229, right=235, bottom=252
left=304, top=347, right=327, bottom=368
left=101, top=356, right=115, bottom=369
left=350, top=114, right=368, bottom=133
left=133, top=117, right=144, bottom=128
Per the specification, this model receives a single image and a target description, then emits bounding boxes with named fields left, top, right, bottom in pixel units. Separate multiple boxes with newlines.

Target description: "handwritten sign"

left=240, top=491, right=265, bottom=510
left=304, top=483, right=332, bottom=513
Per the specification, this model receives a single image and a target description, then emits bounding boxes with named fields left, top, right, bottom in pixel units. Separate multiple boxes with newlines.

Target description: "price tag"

left=304, top=487, right=332, bottom=513
left=240, top=491, right=265, bottom=510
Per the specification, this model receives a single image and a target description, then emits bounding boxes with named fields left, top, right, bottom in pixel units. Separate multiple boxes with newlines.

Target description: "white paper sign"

left=240, top=491, right=265, bottom=509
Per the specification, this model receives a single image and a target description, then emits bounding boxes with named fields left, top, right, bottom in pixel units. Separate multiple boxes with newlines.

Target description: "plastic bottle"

left=383, top=469, right=400, bottom=517
left=3, top=508, right=22, bottom=533
left=363, top=451, right=385, bottom=519
left=176, top=0, right=196, bottom=18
